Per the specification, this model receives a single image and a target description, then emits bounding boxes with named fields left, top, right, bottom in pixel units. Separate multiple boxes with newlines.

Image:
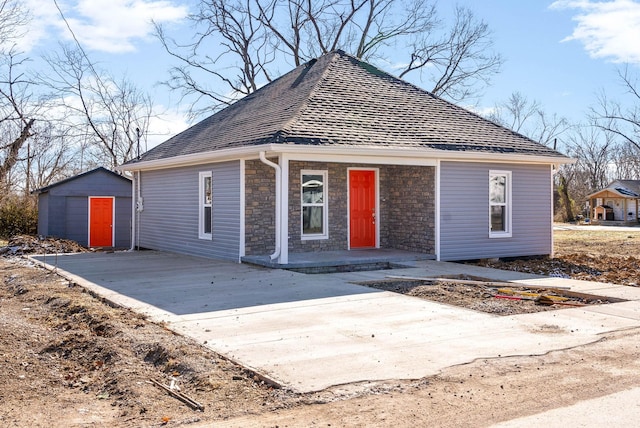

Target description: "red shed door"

left=349, top=170, right=376, bottom=248
left=89, top=197, right=113, bottom=247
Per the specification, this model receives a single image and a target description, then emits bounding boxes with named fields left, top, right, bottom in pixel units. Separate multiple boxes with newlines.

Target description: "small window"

left=301, top=170, right=328, bottom=239
left=489, top=170, right=512, bottom=238
left=199, top=171, right=212, bottom=239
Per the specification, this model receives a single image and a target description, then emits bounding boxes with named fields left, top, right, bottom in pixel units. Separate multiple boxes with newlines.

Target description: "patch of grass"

left=554, top=229, right=640, bottom=258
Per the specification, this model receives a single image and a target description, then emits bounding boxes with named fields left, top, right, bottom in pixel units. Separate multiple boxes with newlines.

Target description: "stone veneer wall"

left=244, top=159, right=276, bottom=256
left=244, top=159, right=435, bottom=256
left=384, top=164, right=436, bottom=253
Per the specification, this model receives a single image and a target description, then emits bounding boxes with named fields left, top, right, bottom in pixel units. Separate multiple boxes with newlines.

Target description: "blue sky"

left=19, top=0, right=640, bottom=148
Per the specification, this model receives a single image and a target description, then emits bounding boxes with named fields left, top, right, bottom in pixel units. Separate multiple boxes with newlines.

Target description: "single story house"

left=587, top=180, right=640, bottom=224
left=117, top=50, right=572, bottom=264
left=34, top=167, right=132, bottom=248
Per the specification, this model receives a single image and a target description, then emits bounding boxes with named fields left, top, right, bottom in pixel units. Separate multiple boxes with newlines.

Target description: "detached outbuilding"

left=587, top=180, right=640, bottom=224
left=34, top=167, right=132, bottom=248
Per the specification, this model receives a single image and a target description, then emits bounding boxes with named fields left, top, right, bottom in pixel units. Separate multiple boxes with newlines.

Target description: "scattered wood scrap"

left=148, top=379, right=204, bottom=411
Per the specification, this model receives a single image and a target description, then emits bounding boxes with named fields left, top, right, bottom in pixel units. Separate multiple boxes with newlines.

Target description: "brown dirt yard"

left=2, top=227, right=640, bottom=427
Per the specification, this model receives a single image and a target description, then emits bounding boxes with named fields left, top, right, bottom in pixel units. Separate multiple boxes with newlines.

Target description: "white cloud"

left=146, top=107, right=189, bottom=150
left=23, top=0, right=188, bottom=54
left=550, top=0, right=640, bottom=63
left=467, top=105, right=497, bottom=118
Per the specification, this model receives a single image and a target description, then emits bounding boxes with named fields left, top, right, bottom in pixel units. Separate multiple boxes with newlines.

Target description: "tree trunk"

left=0, top=118, right=35, bottom=187
left=559, top=174, right=574, bottom=222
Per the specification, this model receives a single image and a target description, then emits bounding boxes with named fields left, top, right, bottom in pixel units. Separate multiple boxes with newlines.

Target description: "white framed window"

left=199, top=171, right=212, bottom=240
left=489, top=170, right=512, bottom=238
left=301, top=170, right=328, bottom=239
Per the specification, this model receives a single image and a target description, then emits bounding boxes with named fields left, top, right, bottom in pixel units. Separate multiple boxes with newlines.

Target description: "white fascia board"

left=586, top=188, right=638, bottom=199
left=115, top=144, right=275, bottom=172
left=116, top=143, right=574, bottom=171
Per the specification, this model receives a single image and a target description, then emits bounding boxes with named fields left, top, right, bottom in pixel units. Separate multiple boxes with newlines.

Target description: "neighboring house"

left=34, top=167, right=132, bottom=248
left=587, top=180, right=640, bottom=224
left=117, top=50, right=572, bottom=264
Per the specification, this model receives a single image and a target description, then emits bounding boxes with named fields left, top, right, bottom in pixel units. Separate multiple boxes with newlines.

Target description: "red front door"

left=89, top=197, right=113, bottom=247
left=349, top=170, right=376, bottom=248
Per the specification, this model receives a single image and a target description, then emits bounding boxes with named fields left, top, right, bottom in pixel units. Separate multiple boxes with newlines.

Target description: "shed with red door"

left=34, top=167, right=131, bottom=248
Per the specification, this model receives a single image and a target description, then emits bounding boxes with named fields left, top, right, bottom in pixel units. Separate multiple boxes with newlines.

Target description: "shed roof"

left=32, top=167, right=130, bottom=195
left=588, top=180, right=640, bottom=199
left=127, top=50, right=568, bottom=165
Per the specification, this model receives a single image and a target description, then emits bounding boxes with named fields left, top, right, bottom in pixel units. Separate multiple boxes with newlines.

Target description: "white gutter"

left=116, top=145, right=275, bottom=172
left=259, top=151, right=281, bottom=262
left=128, top=173, right=136, bottom=251
left=128, top=171, right=142, bottom=251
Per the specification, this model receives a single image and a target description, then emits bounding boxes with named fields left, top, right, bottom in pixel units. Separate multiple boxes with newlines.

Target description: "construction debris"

left=0, top=235, right=88, bottom=256
left=362, top=277, right=621, bottom=315
left=385, top=275, right=572, bottom=290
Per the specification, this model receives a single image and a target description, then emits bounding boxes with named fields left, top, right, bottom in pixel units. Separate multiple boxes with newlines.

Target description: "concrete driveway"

left=31, top=251, right=640, bottom=393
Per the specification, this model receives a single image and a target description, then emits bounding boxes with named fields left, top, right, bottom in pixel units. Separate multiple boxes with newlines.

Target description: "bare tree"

left=571, top=126, right=618, bottom=190
left=591, top=66, right=640, bottom=152
left=157, top=0, right=502, bottom=119
left=0, top=0, right=28, bottom=47
left=0, top=49, right=37, bottom=193
left=18, top=121, right=77, bottom=194
left=0, top=1, right=36, bottom=195
left=611, top=142, right=640, bottom=179
left=488, top=92, right=570, bottom=147
left=42, top=45, right=153, bottom=170
left=489, top=92, right=539, bottom=134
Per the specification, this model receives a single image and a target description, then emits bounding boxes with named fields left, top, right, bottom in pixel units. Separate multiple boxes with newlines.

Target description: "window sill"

left=489, top=232, right=512, bottom=239
left=301, top=234, right=329, bottom=241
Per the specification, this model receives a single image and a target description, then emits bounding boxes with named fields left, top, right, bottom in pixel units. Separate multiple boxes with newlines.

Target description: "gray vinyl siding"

left=439, top=161, right=552, bottom=261
left=37, top=194, right=49, bottom=236
left=114, top=198, right=132, bottom=248
left=138, top=161, right=241, bottom=261
left=46, top=196, right=67, bottom=239
left=65, top=197, right=88, bottom=245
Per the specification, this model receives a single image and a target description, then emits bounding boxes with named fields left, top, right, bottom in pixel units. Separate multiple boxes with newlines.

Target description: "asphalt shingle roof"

left=612, top=180, right=640, bottom=197
left=134, top=50, right=567, bottom=163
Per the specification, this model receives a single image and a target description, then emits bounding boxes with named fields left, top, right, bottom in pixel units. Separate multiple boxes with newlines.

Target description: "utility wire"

left=51, top=0, right=103, bottom=83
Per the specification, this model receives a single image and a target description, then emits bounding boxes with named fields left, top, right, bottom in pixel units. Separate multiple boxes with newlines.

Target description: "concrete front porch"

left=241, top=248, right=436, bottom=271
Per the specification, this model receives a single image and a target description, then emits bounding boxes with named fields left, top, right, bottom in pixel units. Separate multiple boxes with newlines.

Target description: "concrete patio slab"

left=30, top=251, right=640, bottom=393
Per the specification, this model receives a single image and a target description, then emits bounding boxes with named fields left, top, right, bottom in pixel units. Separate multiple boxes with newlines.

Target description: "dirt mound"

left=473, top=253, right=640, bottom=287
left=0, top=257, right=291, bottom=427
left=360, top=278, right=617, bottom=315
left=0, top=234, right=88, bottom=256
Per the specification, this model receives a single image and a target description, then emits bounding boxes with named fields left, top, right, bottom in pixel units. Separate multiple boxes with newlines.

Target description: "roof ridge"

left=276, top=52, right=342, bottom=141
left=32, top=166, right=129, bottom=194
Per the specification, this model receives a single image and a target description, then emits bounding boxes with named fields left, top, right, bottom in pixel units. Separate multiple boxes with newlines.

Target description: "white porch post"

left=279, top=154, right=289, bottom=264
left=435, top=160, right=441, bottom=261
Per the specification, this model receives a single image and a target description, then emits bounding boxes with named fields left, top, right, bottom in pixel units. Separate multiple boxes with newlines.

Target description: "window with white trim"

left=199, top=171, right=212, bottom=239
left=301, top=170, right=328, bottom=239
left=489, top=170, right=512, bottom=238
